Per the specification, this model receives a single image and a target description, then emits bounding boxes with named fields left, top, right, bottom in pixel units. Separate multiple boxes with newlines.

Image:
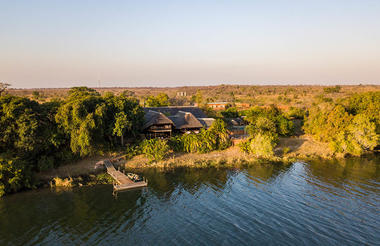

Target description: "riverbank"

left=35, top=134, right=377, bottom=186
left=121, top=135, right=337, bottom=170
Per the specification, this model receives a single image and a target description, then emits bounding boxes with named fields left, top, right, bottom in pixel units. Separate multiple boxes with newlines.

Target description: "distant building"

left=176, top=91, right=187, bottom=97
left=225, top=117, right=247, bottom=137
left=235, top=102, right=250, bottom=109
left=207, top=102, right=230, bottom=110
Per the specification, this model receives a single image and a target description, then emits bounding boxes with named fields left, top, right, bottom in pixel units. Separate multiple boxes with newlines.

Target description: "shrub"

left=249, top=133, right=276, bottom=158
left=286, top=107, right=306, bottom=119
left=346, top=91, right=380, bottom=134
left=221, top=107, right=239, bottom=118
left=0, top=156, right=32, bottom=197
left=324, top=86, right=341, bottom=93
left=182, top=133, right=202, bottom=153
left=330, top=114, right=378, bottom=156
left=283, top=147, right=291, bottom=154
left=141, top=138, right=170, bottom=162
left=180, top=119, right=231, bottom=154
left=96, top=173, right=113, bottom=184
left=304, top=93, right=380, bottom=156
left=276, top=115, right=294, bottom=136
left=168, top=136, right=184, bottom=152
left=52, top=177, right=73, bottom=187
left=239, top=140, right=251, bottom=153
left=208, top=119, right=231, bottom=150
left=244, top=106, right=294, bottom=137
left=125, top=144, right=141, bottom=160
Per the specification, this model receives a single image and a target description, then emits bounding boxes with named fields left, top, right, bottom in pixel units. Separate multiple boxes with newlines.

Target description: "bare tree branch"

left=0, top=82, right=11, bottom=95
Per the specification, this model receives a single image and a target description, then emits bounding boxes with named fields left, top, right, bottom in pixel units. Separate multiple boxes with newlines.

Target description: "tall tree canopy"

left=56, top=87, right=144, bottom=156
left=145, top=93, right=170, bottom=107
left=0, top=87, right=145, bottom=197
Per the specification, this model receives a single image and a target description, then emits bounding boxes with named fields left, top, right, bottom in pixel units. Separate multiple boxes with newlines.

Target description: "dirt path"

left=35, top=156, right=107, bottom=181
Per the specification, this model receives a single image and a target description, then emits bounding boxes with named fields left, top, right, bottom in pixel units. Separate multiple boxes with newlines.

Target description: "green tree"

left=0, top=156, right=32, bottom=197
left=55, top=91, right=105, bottom=156
left=331, top=114, right=379, bottom=156
left=191, top=90, right=203, bottom=105
left=56, top=87, right=144, bottom=156
left=0, top=95, right=66, bottom=168
left=208, top=119, right=231, bottom=150
left=113, top=112, right=130, bottom=146
left=221, top=107, right=239, bottom=118
left=348, top=114, right=379, bottom=149
left=244, top=105, right=293, bottom=137
left=346, top=91, right=380, bottom=134
left=145, top=93, right=170, bottom=107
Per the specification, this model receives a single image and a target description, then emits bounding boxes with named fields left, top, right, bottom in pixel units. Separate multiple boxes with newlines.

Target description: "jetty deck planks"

left=104, top=160, right=147, bottom=191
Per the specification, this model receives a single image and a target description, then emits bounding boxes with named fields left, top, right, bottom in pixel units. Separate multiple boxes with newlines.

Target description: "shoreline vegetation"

left=36, top=135, right=378, bottom=191
left=0, top=84, right=379, bottom=197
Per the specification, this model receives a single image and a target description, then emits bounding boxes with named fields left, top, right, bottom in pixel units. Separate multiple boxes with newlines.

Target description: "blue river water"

left=0, top=156, right=379, bottom=245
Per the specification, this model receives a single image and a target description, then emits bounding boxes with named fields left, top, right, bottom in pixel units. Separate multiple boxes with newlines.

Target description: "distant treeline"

left=8, top=84, right=380, bottom=109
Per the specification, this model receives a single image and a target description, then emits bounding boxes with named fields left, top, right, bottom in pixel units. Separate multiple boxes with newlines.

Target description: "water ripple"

left=0, top=157, right=379, bottom=245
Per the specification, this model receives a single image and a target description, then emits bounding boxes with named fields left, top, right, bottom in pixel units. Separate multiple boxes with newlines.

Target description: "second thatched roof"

left=168, top=111, right=204, bottom=130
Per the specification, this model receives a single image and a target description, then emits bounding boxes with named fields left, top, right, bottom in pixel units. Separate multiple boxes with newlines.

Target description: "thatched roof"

left=143, top=110, right=174, bottom=130
left=143, top=106, right=207, bottom=118
left=197, top=118, right=215, bottom=129
left=226, top=117, right=246, bottom=126
left=168, top=111, right=203, bottom=130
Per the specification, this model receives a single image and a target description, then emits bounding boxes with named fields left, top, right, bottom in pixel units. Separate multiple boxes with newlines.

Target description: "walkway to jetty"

left=104, top=160, right=147, bottom=191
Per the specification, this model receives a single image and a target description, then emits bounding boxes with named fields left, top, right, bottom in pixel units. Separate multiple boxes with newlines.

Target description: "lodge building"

left=142, top=106, right=214, bottom=138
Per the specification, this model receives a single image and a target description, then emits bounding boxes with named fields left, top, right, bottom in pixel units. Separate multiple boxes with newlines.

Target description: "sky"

left=1, top=0, right=380, bottom=88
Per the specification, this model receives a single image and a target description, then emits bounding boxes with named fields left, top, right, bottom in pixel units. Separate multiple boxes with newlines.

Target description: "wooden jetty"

left=104, top=160, right=147, bottom=191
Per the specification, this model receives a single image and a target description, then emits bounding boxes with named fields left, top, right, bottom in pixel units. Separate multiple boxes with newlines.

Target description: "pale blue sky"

left=1, top=0, right=380, bottom=88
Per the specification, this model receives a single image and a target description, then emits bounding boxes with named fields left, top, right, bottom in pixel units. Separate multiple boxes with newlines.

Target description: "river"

left=0, top=156, right=379, bottom=245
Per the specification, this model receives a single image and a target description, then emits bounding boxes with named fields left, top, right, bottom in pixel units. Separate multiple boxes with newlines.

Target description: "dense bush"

left=168, top=119, right=231, bottom=154
left=244, top=105, right=294, bottom=137
left=239, top=105, right=292, bottom=156
left=184, top=119, right=230, bottom=153
left=0, top=156, right=32, bottom=197
left=329, top=114, right=378, bottom=156
left=304, top=92, right=380, bottom=156
left=345, top=91, right=380, bottom=134
left=168, top=135, right=184, bottom=152
left=140, top=138, right=170, bottom=162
